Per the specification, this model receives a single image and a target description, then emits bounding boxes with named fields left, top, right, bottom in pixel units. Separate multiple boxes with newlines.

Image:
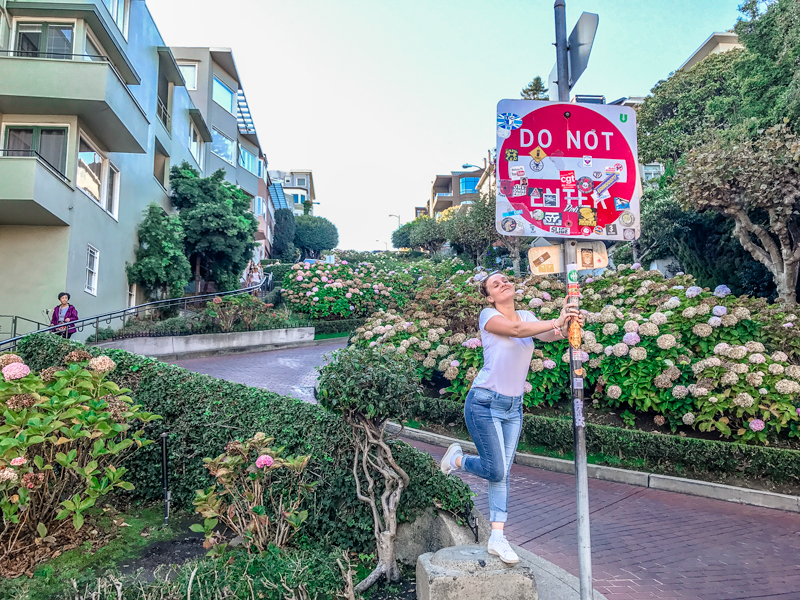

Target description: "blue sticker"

left=614, top=197, right=630, bottom=211
left=497, top=113, right=523, bottom=131
left=502, top=210, right=524, bottom=217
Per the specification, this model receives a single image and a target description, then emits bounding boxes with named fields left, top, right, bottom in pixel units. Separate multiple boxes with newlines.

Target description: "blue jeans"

left=461, top=387, right=523, bottom=523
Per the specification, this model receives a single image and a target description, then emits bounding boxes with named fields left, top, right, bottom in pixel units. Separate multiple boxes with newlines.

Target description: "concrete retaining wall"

left=93, top=327, right=315, bottom=359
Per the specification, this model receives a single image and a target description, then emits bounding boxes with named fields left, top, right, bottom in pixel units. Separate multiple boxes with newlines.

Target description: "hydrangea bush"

left=0, top=352, right=159, bottom=574
left=347, top=263, right=800, bottom=445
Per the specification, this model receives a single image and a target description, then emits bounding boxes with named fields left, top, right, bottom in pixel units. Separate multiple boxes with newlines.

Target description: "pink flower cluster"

left=255, top=455, right=274, bottom=469
left=461, top=338, right=482, bottom=349
left=749, top=419, right=765, bottom=432
left=10, top=457, right=26, bottom=467
left=2, top=362, right=30, bottom=381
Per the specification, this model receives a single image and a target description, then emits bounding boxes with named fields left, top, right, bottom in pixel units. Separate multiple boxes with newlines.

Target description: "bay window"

left=4, top=126, right=68, bottom=174
left=77, top=134, right=119, bottom=218
left=212, top=77, right=236, bottom=114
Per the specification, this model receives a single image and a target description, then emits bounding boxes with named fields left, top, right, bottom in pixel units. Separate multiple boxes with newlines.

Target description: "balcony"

left=0, top=53, right=149, bottom=153
left=0, top=150, right=74, bottom=225
left=432, top=192, right=453, bottom=213
left=6, top=0, right=140, bottom=84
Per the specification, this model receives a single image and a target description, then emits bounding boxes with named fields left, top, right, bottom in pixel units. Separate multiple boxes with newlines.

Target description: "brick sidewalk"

left=174, top=343, right=800, bottom=600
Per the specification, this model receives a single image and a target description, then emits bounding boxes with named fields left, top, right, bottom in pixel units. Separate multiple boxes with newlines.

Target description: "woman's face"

left=485, top=273, right=514, bottom=305
left=59, top=295, right=69, bottom=305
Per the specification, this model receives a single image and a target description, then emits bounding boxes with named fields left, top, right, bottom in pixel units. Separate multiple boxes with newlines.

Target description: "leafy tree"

left=441, top=194, right=498, bottom=264
left=126, top=203, right=191, bottom=299
left=273, top=208, right=296, bottom=259
left=303, top=199, right=313, bottom=215
left=294, top=215, right=339, bottom=259
left=391, top=221, right=416, bottom=249
left=408, top=215, right=446, bottom=254
left=170, top=162, right=257, bottom=292
left=520, top=75, right=548, bottom=100
left=676, top=125, right=800, bottom=304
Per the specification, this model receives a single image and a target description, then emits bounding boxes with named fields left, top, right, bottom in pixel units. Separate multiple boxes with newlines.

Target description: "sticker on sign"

left=495, top=99, right=641, bottom=241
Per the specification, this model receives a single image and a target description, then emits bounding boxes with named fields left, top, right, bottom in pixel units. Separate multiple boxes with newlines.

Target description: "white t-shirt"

left=471, top=308, right=538, bottom=397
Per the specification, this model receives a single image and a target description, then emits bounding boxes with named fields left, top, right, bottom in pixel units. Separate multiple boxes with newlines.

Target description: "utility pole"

left=554, top=2, right=594, bottom=599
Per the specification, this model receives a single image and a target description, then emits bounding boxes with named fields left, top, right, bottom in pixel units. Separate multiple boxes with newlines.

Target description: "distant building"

left=414, top=207, right=427, bottom=219
left=427, top=167, right=484, bottom=218
left=269, top=169, right=315, bottom=216
left=170, top=47, right=271, bottom=261
left=679, top=32, right=743, bottom=72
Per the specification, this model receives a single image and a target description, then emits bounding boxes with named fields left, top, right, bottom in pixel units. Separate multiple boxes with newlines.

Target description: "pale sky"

left=147, top=0, right=742, bottom=251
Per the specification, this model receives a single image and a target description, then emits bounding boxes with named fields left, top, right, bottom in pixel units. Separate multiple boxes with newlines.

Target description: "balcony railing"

left=0, top=49, right=106, bottom=61
left=156, top=96, right=171, bottom=131
left=436, top=192, right=453, bottom=197
left=0, top=149, right=70, bottom=184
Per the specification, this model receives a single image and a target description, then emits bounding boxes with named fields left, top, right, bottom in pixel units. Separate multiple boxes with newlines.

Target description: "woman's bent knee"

left=487, top=466, right=505, bottom=483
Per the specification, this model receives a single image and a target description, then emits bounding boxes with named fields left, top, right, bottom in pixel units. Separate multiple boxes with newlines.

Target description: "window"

left=4, top=126, right=68, bottom=173
left=284, top=176, right=291, bottom=185
left=153, top=146, right=169, bottom=188
left=212, top=77, right=236, bottom=114
left=254, top=196, right=264, bottom=217
left=189, top=121, right=203, bottom=166
left=127, top=284, right=136, bottom=308
left=105, top=164, right=119, bottom=215
left=78, top=137, right=104, bottom=202
left=84, top=34, right=104, bottom=61
left=102, top=0, right=127, bottom=32
left=258, top=158, right=266, bottom=180
left=292, top=194, right=306, bottom=205
left=16, top=23, right=73, bottom=59
left=178, top=63, right=197, bottom=90
left=297, top=177, right=307, bottom=187
left=643, top=163, right=665, bottom=181
left=459, top=177, right=479, bottom=195
left=85, top=245, right=99, bottom=295
left=211, top=128, right=234, bottom=164
left=238, top=145, right=258, bottom=176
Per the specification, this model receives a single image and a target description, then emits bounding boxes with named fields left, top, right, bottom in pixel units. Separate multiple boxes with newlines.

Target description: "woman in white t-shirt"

left=440, top=271, right=583, bottom=564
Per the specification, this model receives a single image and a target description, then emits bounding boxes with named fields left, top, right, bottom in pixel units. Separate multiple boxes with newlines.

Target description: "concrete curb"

left=386, top=422, right=800, bottom=514
left=153, top=337, right=346, bottom=362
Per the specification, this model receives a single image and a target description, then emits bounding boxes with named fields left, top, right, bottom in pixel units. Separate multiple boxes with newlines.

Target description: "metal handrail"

left=0, top=315, right=48, bottom=341
left=0, top=272, right=274, bottom=352
left=0, top=149, right=70, bottom=183
left=156, top=96, right=171, bottom=130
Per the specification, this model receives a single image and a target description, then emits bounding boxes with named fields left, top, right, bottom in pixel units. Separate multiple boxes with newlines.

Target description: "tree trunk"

left=777, top=261, right=799, bottom=306
left=632, top=239, right=641, bottom=263
left=354, top=531, right=400, bottom=593
left=194, top=255, right=201, bottom=295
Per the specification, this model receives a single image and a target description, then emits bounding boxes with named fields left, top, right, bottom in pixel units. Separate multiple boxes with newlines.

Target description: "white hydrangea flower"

left=630, top=347, right=647, bottom=361
left=656, top=334, right=677, bottom=350
left=623, top=320, right=639, bottom=333
left=650, top=312, right=668, bottom=326
left=714, top=343, right=730, bottom=355
left=682, top=307, right=698, bottom=319
left=771, top=351, right=789, bottom=362
left=733, top=392, right=755, bottom=407
left=733, top=307, right=751, bottom=320
left=732, top=363, right=749, bottom=374
left=721, top=371, right=739, bottom=386
left=776, top=379, right=800, bottom=395
left=746, top=341, right=766, bottom=353
left=682, top=412, right=695, bottom=425
left=607, top=385, right=622, bottom=400
left=672, top=385, right=689, bottom=399
left=785, top=364, right=800, bottom=380
left=639, top=322, right=660, bottom=337
left=602, top=323, right=619, bottom=336
left=692, top=323, right=713, bottom=338
left=695, top=303, right=711, bottom=316
left=612, top=343, right=629, bottom=357
left=727, top=346, right=748, bottom=360
left=749, top=353, right=766, bottom=364
left=769, top=363, right=785, bottom=375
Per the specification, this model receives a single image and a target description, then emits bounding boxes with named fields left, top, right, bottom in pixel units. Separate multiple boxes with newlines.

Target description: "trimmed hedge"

left=17, top=333, right=473, bottom=553
left=262, top=263, right=294, bottom=289
left=312, top=318, right=366, bottom=336
left=417, top=397, right=800, bottom=484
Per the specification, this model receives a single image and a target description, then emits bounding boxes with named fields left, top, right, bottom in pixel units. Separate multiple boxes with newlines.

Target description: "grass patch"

left=1, top=506, right=183, bottom=600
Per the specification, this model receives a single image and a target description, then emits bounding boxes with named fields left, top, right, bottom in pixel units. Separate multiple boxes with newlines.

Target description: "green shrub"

left=16, top=334, right=473, bottom=554
left=0, top=352, right=158, bottom=575
left=262, top=263, right=294, bottom=289
left=312, top=318, right=365, bottom=335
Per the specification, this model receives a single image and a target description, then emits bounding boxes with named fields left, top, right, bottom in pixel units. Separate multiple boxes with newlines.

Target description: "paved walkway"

left=174, top=343, right=800, bottom=600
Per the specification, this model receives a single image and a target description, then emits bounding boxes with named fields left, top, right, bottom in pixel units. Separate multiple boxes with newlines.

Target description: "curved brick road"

left=175, top=343, right=800, bottom=600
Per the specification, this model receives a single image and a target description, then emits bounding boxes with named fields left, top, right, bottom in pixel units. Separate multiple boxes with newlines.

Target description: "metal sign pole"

left=555, top=2, right=594, bottom=599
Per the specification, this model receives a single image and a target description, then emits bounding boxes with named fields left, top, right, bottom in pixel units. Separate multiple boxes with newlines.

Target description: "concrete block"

left=395, top=507, right=482, bottom=566
left=416, top=545, right=537, bottom=600
left=649, top=474, right=800, bottom=512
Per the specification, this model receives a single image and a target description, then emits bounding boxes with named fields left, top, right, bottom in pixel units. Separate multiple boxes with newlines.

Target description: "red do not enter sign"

left=495, top=100, right=641, bottom=241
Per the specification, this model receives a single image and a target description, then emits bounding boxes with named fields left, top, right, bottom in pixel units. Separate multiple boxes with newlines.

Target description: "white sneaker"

left=440, top=443, right=463, bottom=475
left=488, top=535, right=520, bottom=565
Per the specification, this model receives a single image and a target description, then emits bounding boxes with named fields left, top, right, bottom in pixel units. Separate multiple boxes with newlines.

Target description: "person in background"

left=50, top=292, right=78, bottom=338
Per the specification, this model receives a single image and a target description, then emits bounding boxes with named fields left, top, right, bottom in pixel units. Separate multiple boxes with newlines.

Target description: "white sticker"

left=510, top=166, right=525, bottom=178
left=573, top=378, right=584, bottom=389
left=550, top=226, right=570, bottom=235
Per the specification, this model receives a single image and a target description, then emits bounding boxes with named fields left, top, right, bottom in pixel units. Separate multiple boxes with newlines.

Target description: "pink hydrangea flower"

left=585, top=278, right=594, bottom=283
left=256, top=455, right=274, bottom=469
left=2, top=363, right=30, bottom=381
left=346, top=292, right=352, bottom=298
left=543, top=359, right=556, bottom=370
left=450, top=360, right=460, bottom=367
left=783, top=322, right=794, bottom=328
left=321, top=276, right=328, bottom=282
left=296, top=276, right=303, bottom=281
left=631, top=263, right=642, bottom=270
left=749, top=419, right=765, bottom=432
left=622, top=332, right=640, bottom=346
left=304, top=263, right=311, bottom=270
left=524, top=382, right=533, bottom=394
left=542, top=292, right=552, bottom=301
left=10, top=457, right=26, bottom=467
left=342, top=261, right=348, bottom=265
left=439, top=388, right=447, bottom=395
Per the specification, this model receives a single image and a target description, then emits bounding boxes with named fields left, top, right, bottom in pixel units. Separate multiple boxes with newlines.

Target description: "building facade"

left=0, top=0, right=210, bottom=325
left=268, top=169, right=315, bottom=216
left=170, top=46, right=272, bottom=262
left=427, top=167, right=484, bottom=218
